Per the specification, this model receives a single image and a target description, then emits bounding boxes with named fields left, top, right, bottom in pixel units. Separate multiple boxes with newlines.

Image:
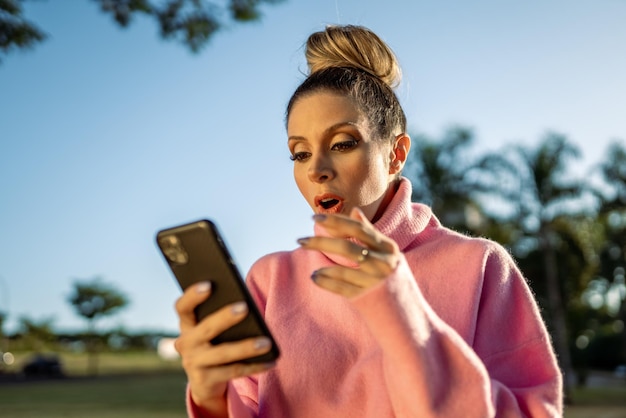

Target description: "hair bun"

left=305, top=25, right=402, bottom=89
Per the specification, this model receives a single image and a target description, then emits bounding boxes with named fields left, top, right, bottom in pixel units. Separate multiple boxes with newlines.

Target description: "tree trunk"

left=541, top=228, right=573, bottom=404
left=87, top=319, right=98, bottom=376
left=619, top=298, right=626, bottom=368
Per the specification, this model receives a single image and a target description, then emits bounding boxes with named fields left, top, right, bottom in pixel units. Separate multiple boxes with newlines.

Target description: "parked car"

left=21, top=354, right=64, bottom=378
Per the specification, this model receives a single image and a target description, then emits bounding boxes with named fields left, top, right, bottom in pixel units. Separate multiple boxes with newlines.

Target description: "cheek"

left=293, top=166, right=311, bottom=201
left=359, top=157, right=390, bottom=194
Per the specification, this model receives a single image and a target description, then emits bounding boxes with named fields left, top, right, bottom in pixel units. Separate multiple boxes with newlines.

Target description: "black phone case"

left=156, top=219, right=279, bottom=364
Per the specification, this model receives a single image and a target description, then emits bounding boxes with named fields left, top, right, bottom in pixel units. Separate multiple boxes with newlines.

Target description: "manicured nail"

left=231, top=301, right=248, bottom=315
left=297, top=237, right=309, bottom=245
left=312, top=214, right=327, bottom=222
left=311, top=270, right=320, bottom=282
left=196, top=281, right=211, bottom=293
left=254, top=337, right=271, bottom=350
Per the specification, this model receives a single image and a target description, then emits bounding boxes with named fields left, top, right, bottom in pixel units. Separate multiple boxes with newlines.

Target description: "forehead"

left=287, top=91, right=363, bottom=134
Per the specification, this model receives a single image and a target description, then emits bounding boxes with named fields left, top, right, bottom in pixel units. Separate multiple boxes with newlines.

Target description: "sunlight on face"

left=287, top=91, right=396, bottom=221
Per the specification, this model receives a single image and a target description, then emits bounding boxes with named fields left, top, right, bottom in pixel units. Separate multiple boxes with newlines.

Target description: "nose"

left=307, top=152, right=334, bottom=183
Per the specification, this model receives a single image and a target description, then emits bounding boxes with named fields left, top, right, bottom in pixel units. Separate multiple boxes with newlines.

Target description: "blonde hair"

left=305, top=25, right=402, bottom=89
left=287, top=25, right=407, bottom=141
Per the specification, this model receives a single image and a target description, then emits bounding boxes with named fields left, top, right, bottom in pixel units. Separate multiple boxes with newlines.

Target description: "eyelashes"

left=290, top=152, right=309, bottom=162
left=289, top=138, right=359, bottom=162
left=332, top=138, right=358, bottom=151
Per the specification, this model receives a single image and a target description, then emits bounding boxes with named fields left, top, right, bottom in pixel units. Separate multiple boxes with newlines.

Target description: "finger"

left=206, top=360, right=277, bottom=384
left=348, top=208, right=398, bottom=253
left=175, top=281, right=212, bottom=332
left=313, top=212, right=367, bottom=239
left=314, top=210, right=396, bottom=253
left=299, top=236, right=394, bottom=274
left=300, top=235, right=364, bottom=261
left=188, top=360, right=276, bottom=405
left=311, top=269, right=364, bottom=298
left=313, top=266, right=382, bottom=289
left=194, top=301, right=251, bottom=344
left=353, top=246, right=400, bottom=276
left=186, top=335, right=275, bottom=368
left=176, top=301, right=252, bottom=352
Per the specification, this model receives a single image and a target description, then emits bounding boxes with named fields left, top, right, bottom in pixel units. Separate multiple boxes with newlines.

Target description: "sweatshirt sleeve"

left=186, top=383, right=256, bottom=418
left=349, top=246, right=563, bottom=417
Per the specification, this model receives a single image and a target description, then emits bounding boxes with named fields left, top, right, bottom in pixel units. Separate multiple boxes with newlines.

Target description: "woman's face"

left=287, top=91, right=396, bottom=221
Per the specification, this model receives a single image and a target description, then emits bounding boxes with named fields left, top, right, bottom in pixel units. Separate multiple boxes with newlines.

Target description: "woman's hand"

left=298, top=207, right=401, bottom=298
left=174, top=282, right=276, bottom=417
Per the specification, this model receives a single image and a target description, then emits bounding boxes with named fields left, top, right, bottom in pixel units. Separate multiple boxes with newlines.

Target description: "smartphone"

left=156, top=219, right=279, bottom=364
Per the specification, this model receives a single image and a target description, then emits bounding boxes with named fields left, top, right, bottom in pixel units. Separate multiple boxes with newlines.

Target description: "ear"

left=388, top=133, right=411, bottom=175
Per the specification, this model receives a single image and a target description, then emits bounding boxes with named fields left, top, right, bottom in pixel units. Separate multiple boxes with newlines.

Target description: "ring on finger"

left=356, top=248, right=369, bottom=264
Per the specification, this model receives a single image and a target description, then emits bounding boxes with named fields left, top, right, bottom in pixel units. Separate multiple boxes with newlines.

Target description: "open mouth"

left=315, top=194, right=344, bottom=213
left=320, top=198, right=340, bottom=210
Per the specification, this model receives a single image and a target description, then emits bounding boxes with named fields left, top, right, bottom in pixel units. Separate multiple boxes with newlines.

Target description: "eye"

left=331, top=138, right=359, bottom=152
left=290, top=151, right=311, bottom=162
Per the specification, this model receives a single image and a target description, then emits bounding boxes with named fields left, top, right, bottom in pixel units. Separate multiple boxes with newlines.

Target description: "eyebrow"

left=288, top=121, right=359, bottom=142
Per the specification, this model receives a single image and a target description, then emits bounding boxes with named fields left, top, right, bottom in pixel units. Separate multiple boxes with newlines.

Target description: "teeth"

left=319, top=197, right=339, bottom=209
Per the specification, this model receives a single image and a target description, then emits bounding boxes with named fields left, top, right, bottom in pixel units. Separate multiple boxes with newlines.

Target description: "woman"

left=175, top=25, right=563, bottom=417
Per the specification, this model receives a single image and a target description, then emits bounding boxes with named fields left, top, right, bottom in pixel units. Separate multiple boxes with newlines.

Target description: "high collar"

left=313, top=177, right=435, bottom=266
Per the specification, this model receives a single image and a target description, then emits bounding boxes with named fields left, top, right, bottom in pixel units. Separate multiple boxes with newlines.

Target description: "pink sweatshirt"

left=187, top=178, right=563, bottom=417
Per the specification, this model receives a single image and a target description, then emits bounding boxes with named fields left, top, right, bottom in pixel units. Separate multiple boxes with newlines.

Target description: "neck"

left=371, top=179, right=400, bottom=223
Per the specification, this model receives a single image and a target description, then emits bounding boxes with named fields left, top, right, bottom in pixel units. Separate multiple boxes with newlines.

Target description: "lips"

left=314, top=193, right=344, bottom=214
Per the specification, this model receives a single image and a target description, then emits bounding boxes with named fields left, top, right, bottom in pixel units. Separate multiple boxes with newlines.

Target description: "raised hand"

left=298, top=207, right=401, bottom=298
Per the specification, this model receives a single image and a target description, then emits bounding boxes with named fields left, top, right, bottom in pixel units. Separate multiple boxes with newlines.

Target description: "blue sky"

left=1, top=0, right=625, bottom=334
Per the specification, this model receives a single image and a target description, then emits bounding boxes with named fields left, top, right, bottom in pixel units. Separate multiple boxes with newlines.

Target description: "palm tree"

left=483, top=133, right=592, bottom=401
left=595, top=142, right=626, bottom=365
left=407, top=129, right=598, bottom=400
left=407, top=126, right=488, bottom=233
left=407, top=126, right=533, bottom=239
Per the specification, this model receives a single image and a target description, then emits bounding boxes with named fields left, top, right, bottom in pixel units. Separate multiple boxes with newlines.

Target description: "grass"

left=0, top=371, right=189, bottom=418
left=570, top=385, right=626, bottom=405
left=3, top=350, right=183, bottom=376
left=565, top=385, right=626, bottom=418
left=3, top=374, right=624, bottom=418
left=0, top=350, right=188, bottom=418
left=2, top=352, right=625, bottom=417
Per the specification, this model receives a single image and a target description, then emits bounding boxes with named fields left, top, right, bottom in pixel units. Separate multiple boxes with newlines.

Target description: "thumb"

left=350, top=207, right=371, bottom=224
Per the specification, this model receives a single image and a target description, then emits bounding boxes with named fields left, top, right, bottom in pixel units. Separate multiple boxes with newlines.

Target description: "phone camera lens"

left=160, top=236, right=189, bottom=265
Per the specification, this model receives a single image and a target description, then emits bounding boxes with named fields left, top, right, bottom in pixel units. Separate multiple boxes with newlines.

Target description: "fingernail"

left=312, top=214, right=327, bottom=222
left=196, top=281, right=211, bottom=293
left=311, top=270, right=320, bottom=282
left=254, top=337, right=271, bottom=350
left=297, top=237, right=309, bottom=246
left=231, top=301, right=248, bottom=315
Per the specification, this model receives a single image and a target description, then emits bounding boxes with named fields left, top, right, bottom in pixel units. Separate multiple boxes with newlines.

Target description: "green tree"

left=0, top=0, right=46, bottom=62
left=595, top=141, right=626, bottom=365
left=486, top=133, right=591, bottom=401
left=18, top=315, right=56, bottom=351
left=0, top=310, right=8, bottom=353
left=409, top=130, right=595, bottom=399
left=534, top=141, right=626, bottom=383
left=406, top=126, right=528, bottom=251
left=407, top=126, right=491, bottom=233
left=67, top=277, right=129, bottom=375
left=1, top=0, right=284, bottom=63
